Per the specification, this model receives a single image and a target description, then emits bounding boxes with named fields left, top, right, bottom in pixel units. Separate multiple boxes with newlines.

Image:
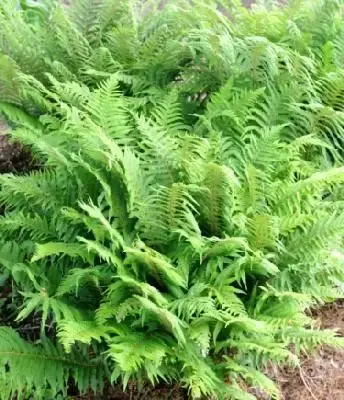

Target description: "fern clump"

left=0, top=0, right=344, bottom=399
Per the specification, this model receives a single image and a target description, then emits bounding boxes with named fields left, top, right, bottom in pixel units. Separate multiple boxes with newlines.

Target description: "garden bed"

left=1, top=119, right=343, bottom=398
left=1, top=1, right=344, bottom=399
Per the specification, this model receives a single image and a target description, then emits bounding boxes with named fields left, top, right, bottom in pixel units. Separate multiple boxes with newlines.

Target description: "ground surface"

left=0, top=120, right=33, bottom=173
left=282, top=303, right=344, bottom=400
left=265, top=302, right=344, bottom=400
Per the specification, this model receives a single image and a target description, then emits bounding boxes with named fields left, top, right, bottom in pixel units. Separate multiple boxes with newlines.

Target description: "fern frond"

left=284, top=213, right=344, bottom=264
left=282, top=327, right=344, bottom=353
left=125, top=241, right=186, bottom=289
left=58, top=319, right=109, bottom=353
left=107, top=331, right=170, bottom=387
left=0, top=327, right=106, bottom=398
left=31, top=242, right=91, bottom=263
left=224, top=358, right=279, bottom=400
left=196, top=163, right=238, bottom=236
left=136, top=183, right=200, bottom=245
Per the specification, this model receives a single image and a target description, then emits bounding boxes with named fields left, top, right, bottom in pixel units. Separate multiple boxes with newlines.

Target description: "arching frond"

left=0, top=327, right=107, bottom=398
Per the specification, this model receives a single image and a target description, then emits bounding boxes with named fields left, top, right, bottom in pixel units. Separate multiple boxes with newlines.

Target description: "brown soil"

left=72, top=383, right=187, bottom=400
left=276, top=346, right=344, bottom=400
left=249, top=302, right=344, bottom=400
left=0, top=119, right=33, bottom=173
left=273, top=302, right=344, bottom=400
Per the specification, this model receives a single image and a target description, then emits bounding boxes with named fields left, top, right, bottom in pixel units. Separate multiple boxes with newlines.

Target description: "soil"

left=248, top=302, right=344, bottom=400
left=71, top=383, right=187, bottom=400
left=272, top=302, right=344, bottom=400
left=0, top=120, right=33, bottom=173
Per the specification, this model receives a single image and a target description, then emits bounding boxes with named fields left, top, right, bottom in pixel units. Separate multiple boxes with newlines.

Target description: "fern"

left=0, top=1, right=344, bottom=399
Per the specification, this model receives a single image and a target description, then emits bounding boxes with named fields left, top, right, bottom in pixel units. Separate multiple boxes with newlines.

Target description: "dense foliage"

left=1, top=0, right=344, bottom=398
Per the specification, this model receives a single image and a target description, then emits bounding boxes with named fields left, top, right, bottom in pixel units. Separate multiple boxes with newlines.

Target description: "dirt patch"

left=268, top=302, right=344, bottom=400
left=276, top=346, right=344, bottom=400
left=71, top=382, right=187, bottom=400
left=0, top=120, right=34, bottom=173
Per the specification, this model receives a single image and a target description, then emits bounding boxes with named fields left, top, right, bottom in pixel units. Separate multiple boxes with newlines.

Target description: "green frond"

left=16, top=291, right=83, bottom=332
left=57, top=267, right=105, bottom=297
left=282, top=327, right=344, bottom=353
left=151, top=90, right=188, bottom=135
left=135, top=115, right=179, bottom=186
left=50, top=6, right=91, bottom=72
left=0, top=54, right=21, bottom=105
left=211, top=285, right=247, bottom=316
left=225, top=358, right=279, bottom=400
left=218, top=337, right=297, bottom=367
left=169, top=291, right=216, bottom=322
left=97, top=297, right=141, bottom=324
left=179, top=348, right=229, bottom=400
left=0, top=1, right=47, bottom=78
left=247, top=214, right=279, bottom=251
left=189, top=322, right=211, bottom=356
left=125, top=241, right=186, bottom=289
left=0, top=170, right=73, bottom=212
left=236, top=163, right=266, bottom=214
left=136, top=183, right=200, bottom=245
left=107, top=331, right=170, bottom=387
left=0, top=327, right=107, bottom=398
left=196, top=163, right=238, bottom=236
left=84, top=74, right=132, bottom=145
left=67, top=0, right=103, bottom=43
left=284, top=213, right=344, bottom=264
left=0, top=102, right=40, bottom=128
left=0, top=212, right=54, bottom=242
left=31, top=242, right=91, bottom=263
left=58, top=320, right=109, bottom=353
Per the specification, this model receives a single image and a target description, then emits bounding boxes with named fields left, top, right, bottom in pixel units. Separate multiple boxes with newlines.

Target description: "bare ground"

left=274, top=302, right=344, bottom=400
left=0, top=120, right=33, bottom=173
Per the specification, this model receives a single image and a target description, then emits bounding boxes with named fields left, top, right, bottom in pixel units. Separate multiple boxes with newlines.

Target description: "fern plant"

left=1, top=0, right=344, bottom=399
